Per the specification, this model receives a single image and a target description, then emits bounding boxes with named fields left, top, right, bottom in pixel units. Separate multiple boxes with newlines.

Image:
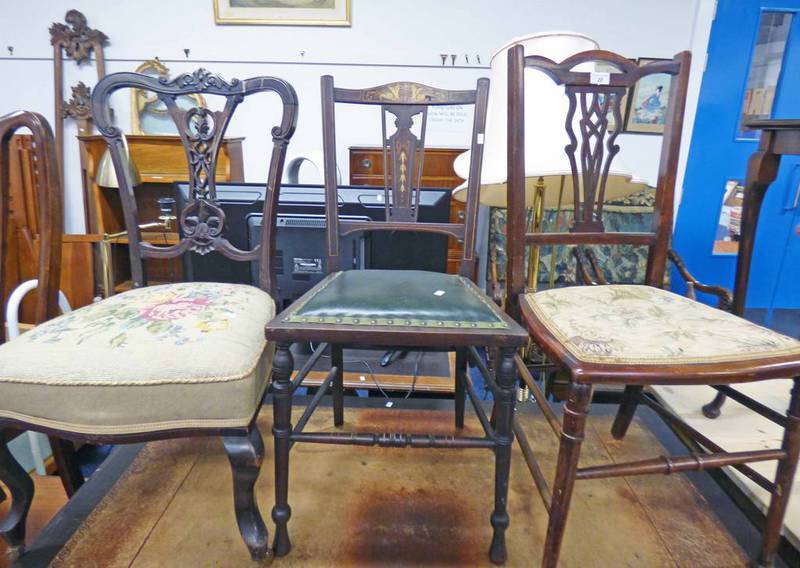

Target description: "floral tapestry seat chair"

left=0, top=70, right=298, bottom=562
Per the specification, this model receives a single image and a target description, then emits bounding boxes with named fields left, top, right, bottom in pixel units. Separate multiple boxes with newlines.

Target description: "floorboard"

left=43, top=404, right=745, bottom=567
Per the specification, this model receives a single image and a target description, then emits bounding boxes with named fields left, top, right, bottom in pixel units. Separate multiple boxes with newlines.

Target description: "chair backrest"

left=505, top=47, right=691, bottom=313
left=91, top=69, right=298, bottom=297
left=320, top=76, right=490, bottom=278
left=0, top=111, right=63, bottom=336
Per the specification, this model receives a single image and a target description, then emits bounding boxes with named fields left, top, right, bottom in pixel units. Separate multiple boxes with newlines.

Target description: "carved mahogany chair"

left=0, top=70, right=298, bottom=562
left=263, top=76, right=528, bottom=563
left=505, top=47, right=800, bottom=567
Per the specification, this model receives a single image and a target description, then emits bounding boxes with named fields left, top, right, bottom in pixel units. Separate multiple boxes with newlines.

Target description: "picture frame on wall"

left=624, top=58, right=673, bottom=135
left=214, top=0, right=351, bottom=27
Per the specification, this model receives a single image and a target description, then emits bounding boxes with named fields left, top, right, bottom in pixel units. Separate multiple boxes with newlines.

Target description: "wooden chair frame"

left=0, top=110, right=64, bottom=560
left=263, top=76, right=529, bottom=564
left=506, top=46, right=800, bottom=568
left=0, top=71, right=298, bottom=562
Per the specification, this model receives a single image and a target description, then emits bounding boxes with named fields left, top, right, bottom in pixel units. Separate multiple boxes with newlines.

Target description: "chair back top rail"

left=0, top=111, right=63, bottom=332
left=506, top=48, right=690, bottom=310
left=91, top=69, right=298, bottom=295
left=321, top=76, right=489, bottom=279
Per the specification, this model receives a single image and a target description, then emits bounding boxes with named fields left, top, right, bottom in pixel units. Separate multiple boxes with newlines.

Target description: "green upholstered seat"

left=284, top=270, right=508, bottom=329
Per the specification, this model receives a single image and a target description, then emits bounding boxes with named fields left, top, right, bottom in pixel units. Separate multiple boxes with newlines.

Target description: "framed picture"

left=130, top=58, right=206, bottom=135
left=214, top=0, right=351, bottom=26
left=713, top=179, right=745, bottom=255
left=624, top=58, right=673, bottom=134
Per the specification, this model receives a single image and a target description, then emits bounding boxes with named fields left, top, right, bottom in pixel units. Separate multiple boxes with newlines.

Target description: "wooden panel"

left=349, top=146, right=466, bottom=274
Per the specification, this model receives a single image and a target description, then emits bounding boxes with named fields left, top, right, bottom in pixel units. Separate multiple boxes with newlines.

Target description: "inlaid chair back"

left=506, top=48, right=691, bottom=312
left=91, top=69, right=299, bottom=296
left=320, top=75, right=489, bottom=278
left=0, top=111, right=63, bottom=335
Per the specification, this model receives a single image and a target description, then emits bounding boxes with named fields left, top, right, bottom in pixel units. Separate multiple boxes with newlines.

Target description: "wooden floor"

left=37, top=404, right=747, bottom=567
left=0, top=474, right=68, bottom=567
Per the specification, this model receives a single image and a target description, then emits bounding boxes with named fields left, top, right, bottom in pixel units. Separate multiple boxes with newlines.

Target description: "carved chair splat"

left=506, top=46, right=800, bottom=568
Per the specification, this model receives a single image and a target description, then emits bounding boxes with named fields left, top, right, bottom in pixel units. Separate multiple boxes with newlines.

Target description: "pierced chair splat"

left=505, top=46, right=800, bottom=568
left=264, top=76, right=528, bottom=564
left=0, top=70, right=298, bottom=562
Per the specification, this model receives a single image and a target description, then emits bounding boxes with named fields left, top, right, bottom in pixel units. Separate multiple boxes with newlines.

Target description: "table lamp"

left=452, top=32, right=649, bottom=289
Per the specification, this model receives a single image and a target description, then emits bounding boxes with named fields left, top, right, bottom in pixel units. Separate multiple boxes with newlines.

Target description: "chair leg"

left=702, top=391, right=727, bottom=419
left=488, top=347, right=517, bottom=564
left=611, top=384, right=642, bottom=440
left=542, top=381, right=592, bottom=568
left=271, top=341, right=294, bottom=557
left=49, top=437, right=84, bottom=497
left=0, top=438, right=34, bottom=563
left=756, top=377, right=800, bottom=568
left=455, top=348, right=467, bottom=429
left=223, top=424, right=269, bottom=561
left=331, top=344, right=344, bottom=427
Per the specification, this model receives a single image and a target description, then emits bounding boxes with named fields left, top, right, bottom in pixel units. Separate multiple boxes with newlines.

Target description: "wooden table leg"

left=271, top=341, right=294, bottom=557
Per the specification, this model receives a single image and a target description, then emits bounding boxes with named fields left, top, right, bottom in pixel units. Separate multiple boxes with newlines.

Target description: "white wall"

left=0, top=0, right=708, bottom=233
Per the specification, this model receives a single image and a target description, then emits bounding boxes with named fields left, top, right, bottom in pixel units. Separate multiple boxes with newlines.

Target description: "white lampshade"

left=453, top=31, right=648, bottom=208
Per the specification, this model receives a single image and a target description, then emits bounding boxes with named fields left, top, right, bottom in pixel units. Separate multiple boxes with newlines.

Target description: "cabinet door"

left=673, top=1, right=800, bottom=314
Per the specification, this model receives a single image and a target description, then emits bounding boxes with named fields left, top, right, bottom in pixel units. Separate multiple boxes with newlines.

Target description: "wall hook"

left=7, top=46, right=13, bottom=56
left=476, top=54, right=481, bottom=64
left=450, top=54, right=456, bottom=66
left=183, top=48, right=190, bottom=59
left=440, top=54, right=447, bottom=66
left=464, top=54, right=469, bottom=64
left=300, top=50, right=306, bottom=58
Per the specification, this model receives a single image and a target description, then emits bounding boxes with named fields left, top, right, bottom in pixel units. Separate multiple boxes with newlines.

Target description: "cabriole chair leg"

left=0, top=438, right=34, bottom=563
left=271, top=341, right=294, bottom=557
left=756, top=377, right=800, bottom=567
left=223, top=424, right=269, bottom=561
left=543, top=381, right=593, bottom=568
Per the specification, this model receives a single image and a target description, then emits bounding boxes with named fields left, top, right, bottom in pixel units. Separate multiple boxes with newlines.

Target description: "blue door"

left=672, top=0, right=800, bottom=333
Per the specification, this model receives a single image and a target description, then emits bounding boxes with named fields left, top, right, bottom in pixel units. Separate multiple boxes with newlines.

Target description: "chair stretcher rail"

left=513, top=417, right=552, bottom=511
left=640, top=395, right=777, bottom=492
left=575, top=449, right=786, bottom=480
left=515, top=354, right=561, bottom=438
left=290, top=431, right=496, bottom=448
left=290, top=342, right=329, bottom=392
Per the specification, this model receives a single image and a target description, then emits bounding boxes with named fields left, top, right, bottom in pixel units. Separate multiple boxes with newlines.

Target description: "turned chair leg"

left=223, top=424, right=269, bottom=561
left=757, top=377, right=800, bottom=567
left=271, top=341, right=294, bottom=557
left=455, top=348, right=467, bottom=429
left=331, top=344, right=344, bottom=427
left=543, top=382, right=593, bottom=568
left=702, top=391, right=727, bottom=419
left=611, top=384, right=642, bottom=439
left=489, top=347, right=517, bottom=564
left=0, top=438, right=34, bottom=563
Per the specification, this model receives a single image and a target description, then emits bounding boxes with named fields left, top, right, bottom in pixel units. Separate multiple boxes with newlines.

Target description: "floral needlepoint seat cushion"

left=523, top=284, right=800, bottom=366
left=0, top=282, right=275, bottom=435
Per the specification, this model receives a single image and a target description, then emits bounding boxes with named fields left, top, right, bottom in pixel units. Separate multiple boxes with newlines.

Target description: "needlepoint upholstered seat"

left=0, top=282, right=275, bottom=435
left=283, top=270, right=509, bottom=329
left=523, top=285, right=800, bottom=368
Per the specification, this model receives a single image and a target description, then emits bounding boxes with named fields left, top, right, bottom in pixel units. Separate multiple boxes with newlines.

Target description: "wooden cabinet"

left=348, top=146, right=467, bottom=274
left=78, top=135, right=244, bottom=292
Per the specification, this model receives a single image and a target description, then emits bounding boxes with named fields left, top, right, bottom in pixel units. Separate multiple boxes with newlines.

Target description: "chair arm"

left=668, top=249, right=733, bottom=311
left=573, top=247, right=608, bottom=286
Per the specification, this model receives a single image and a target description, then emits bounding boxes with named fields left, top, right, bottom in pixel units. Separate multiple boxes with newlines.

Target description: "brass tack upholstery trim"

left=284, top=271, right=509, bottom=329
